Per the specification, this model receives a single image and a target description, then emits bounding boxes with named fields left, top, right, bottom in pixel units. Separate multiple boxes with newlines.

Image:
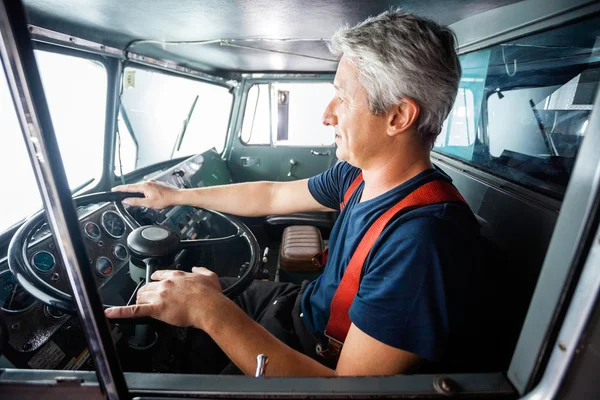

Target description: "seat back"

left=438, top=163, right=559, bottom=371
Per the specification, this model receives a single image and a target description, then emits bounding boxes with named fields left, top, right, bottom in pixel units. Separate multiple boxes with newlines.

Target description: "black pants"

left=153, top=278, right=325, bottom=374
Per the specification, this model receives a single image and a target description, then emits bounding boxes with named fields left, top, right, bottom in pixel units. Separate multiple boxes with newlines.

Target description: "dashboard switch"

left=44, top=305, right=66, bottom=321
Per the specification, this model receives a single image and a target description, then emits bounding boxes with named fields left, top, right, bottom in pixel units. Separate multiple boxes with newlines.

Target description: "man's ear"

left=387, top=98, right=420, bottom=137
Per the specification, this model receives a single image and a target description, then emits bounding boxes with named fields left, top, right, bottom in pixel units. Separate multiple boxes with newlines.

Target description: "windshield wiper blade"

left=171, top=94, right=199, bottom=157
left=119, top=104, right=139, bottom=147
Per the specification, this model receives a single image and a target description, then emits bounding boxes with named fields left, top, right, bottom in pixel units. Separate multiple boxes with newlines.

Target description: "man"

left=107, top=9, right=480, bottom=376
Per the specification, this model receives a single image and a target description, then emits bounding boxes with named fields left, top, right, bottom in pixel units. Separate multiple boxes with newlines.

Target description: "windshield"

left=0, top=50, right=107, bottom=233
left=116, top=66, right=232, bottom=175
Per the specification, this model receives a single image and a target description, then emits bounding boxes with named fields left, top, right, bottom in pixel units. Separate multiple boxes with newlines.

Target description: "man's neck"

left=359, top=151, right=432, bottom=203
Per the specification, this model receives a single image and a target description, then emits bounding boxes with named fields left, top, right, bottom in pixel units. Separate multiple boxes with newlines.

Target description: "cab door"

left=226, top=80, right=337, bottom=182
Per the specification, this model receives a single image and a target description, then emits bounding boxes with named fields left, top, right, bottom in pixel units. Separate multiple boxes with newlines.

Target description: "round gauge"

left=112, top=244, right=129, bottom=261
left=0, top=270, right=36, bottom=314
left=101, top=211, right=126, bottom=238
left=83, top=222, right=101, bottom=240
left=31, top=251, right=56, bottom=273
left=95, top=257, right=113, bottom=277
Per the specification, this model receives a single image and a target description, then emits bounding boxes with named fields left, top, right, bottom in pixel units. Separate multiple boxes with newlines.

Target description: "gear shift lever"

left=128, top=258, right=160, bottom=350
left=125, top=225, right=182, bottom=351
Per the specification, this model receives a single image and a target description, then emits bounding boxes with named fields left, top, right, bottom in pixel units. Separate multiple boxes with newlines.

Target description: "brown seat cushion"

left=279, top=225, right=323, bottom=272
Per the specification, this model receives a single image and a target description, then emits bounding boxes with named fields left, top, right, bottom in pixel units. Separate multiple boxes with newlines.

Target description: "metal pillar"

left=0, top=1, right=129, bottom=398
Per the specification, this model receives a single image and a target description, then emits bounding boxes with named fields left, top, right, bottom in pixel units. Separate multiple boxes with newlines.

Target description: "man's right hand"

left=112, top=180, right=181, bottom=209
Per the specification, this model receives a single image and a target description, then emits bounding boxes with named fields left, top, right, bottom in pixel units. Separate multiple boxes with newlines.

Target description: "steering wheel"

left=7, top=191, right=261, bottom=317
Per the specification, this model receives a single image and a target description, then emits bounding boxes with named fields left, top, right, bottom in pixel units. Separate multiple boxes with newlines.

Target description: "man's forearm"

left=173, top=182, right=276, bottom=217
left=201, top=295, right=336, bottom=376
left=171, top=179, right=330, bottom=217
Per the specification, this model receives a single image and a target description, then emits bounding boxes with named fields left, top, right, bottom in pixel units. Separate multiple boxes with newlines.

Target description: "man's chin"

left=335, top=148, right=361, bottom=168
left=335, top=147, right=347, bottom=162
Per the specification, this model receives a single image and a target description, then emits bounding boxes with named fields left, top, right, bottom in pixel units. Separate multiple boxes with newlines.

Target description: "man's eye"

left=338, top=97, right=344, bottom=103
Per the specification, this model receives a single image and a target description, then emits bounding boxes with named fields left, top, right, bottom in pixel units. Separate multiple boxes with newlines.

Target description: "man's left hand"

left=104, top=267, right=222, bottom=329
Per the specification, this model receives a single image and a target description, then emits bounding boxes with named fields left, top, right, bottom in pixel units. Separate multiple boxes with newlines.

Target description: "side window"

left=434, top=16, right=599, bottom=199
left=0, top=50, right=107, bottom=233
left=437, top=88, right=476, bottom=148
left=117, top=67, right=233, bottom=174
left=241, top=82, right=335, bottom=146
left=36, top=51, right=107, bottom=188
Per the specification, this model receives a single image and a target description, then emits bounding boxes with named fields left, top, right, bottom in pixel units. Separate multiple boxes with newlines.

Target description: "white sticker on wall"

left=125, top=70, right=136, bottom=88
left=27, top=340, right=65, bottom=369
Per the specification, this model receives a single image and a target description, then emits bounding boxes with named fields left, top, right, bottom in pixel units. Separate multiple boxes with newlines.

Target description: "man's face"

left=322, top=56, right=388, bottom=167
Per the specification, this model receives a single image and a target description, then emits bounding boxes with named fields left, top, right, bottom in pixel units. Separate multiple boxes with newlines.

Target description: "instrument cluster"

left=25, top=203, right=133, bottom=295
left=78, top=208, right=131, bottom=280
left=0, top=203, right=133, bottom=364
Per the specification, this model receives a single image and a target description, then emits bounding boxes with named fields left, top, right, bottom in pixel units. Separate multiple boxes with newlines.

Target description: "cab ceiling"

left=22, top=0, right=521, bottom=76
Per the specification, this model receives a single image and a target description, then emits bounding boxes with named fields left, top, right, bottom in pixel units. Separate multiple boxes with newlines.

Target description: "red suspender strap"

left=319, top=179, right=467, bottom=357
left=313, top=172, right=364, bottom=269
left=340, top=172, right=363, bottom=211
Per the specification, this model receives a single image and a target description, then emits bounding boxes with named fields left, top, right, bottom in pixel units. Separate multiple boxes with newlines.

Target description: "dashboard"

left=0, top=150, right=238, bottom=370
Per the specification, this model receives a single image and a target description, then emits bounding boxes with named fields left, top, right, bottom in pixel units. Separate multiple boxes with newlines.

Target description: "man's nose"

left=322, top=99, right=337, bottom=126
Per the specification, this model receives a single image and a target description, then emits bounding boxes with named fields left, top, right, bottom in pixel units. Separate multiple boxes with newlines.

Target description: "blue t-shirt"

left=300, top=162, right=481, bottom=363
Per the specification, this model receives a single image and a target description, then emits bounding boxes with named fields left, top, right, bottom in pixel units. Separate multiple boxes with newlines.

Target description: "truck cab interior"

left=1, top=0, right=600, bottom=399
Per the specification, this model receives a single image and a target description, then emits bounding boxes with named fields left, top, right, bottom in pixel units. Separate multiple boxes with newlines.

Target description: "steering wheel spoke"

left=180, top=231, right=241, bottom=248
left=114, top=200, right=141, bottom=230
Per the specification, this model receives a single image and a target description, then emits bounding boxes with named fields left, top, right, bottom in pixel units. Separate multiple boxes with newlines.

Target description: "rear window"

left=434, top=15, right=599, bottom=199
left=241, top=82, right=334, bottom=146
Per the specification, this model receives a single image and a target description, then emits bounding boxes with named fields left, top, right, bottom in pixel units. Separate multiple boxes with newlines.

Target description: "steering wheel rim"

left=7, top=191, right=261, bottom=317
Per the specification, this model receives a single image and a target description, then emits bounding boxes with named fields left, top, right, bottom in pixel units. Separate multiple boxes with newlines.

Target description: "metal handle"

left=311, top=150, right=331, bottom=156
left=255, top=354, right=269, bottom=377
left=144, top=258, right=159, bottom=284
left=287, top=159, right=297, bottom=177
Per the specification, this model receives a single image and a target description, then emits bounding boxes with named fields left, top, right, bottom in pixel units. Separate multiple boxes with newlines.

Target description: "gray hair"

left=329, top=9, right=461, bottom=146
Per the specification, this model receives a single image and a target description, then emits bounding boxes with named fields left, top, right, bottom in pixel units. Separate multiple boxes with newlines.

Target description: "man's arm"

left=205, top=297, right=422, bottom=376
left=105, top=268, right=421, bottom=376
left=113, top=179, right=334, bottom=217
